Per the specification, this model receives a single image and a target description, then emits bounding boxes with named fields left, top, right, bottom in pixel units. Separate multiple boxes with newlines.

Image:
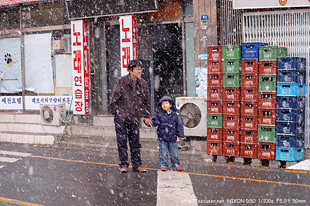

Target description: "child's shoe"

left=176, top=167, right=183, bottom=171
left=161, top=167, right=167, bottom=171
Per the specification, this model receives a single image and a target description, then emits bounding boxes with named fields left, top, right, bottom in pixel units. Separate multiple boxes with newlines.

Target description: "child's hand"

left=177, top=137, right=184, bottom=141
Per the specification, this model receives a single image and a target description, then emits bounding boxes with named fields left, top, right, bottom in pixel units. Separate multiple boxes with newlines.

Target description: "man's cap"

left=128, top=59, right=142, bottom=71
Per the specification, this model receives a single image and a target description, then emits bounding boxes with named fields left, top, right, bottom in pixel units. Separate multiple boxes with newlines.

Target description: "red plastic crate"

left=208, top=60, right=223, bottom=73
left=207, top=141, right=223, bottom=155
left=222, top=87, right=240, bottom=101
left=241, top=87, right=259, bottom=102
left=257, top=142, right=276, bottom=160
left=223, top=115, right=240, bottom=129
left=240, top=130, right=258, bottom=144
left=258, top=109, right=276, bottom=125
left=241, top=59, right=259, bottom=73
left=207, top=87, right=223, bottom=101
left=223, top=142, right=240, bottom=157
left=207, top=127, right=223, bottom=141
left=241, top=101, right=258, bottom=116
left=223, top=128, right=240, bottom=143
left=259, top=61, right=277, bottom=75
left=208, top=73, right=223, bottom=87
left=223, top=101, right=240, bottom=115
left=240, top=143, right=258, bottom=158
left=258, top=92, right=277, bottom=109
left=207, top=46, right=223, bottom=61
left=240, top=115, right=258, bottom=130
left=207, top=101, right=223, bottom=114
left=241, top=74, right=259, bottom=87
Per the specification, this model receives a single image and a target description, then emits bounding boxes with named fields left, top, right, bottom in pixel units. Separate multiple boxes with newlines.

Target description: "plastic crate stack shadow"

left=256, top=46, right=287, bottom=161
left=206, top=46, right=223, bottom=156
left=240, top=43, right=267, bottom=161
left=222, top=45, right=242, bottom=159
left=276, top=57, right=306, bottom=162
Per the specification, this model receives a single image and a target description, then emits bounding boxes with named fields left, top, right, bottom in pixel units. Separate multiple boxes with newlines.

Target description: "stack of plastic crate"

left=276, top=57, right=306, bottom=163
left=206, top=46, right=223, bottom=156
left=239, top=42, right=267, bottom=162
left=257, top=46, right=287, bottom=162
left=221, top=45, right=241, bottom=160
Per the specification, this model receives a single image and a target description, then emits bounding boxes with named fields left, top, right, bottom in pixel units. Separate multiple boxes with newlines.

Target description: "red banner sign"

left=71, top=20, right=91, bottom=115
left=120, top=15, right=138, bottom=76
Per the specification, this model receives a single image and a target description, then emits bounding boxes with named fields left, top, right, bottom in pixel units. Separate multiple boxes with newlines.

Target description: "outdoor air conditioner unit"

left=40, top=103, right=66, bottom=126
left=175, top=97, right=207, bottom=137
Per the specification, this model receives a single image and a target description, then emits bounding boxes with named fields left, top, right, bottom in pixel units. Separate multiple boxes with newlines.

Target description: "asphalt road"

left=0, top=144, right=309, bottom=206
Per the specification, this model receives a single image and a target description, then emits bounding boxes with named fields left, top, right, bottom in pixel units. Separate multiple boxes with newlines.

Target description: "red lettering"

left=74, top=76, right=82, bottom=86
left=72, top=24, right=82, bottom=46
left=121, top=19, right=130, bottom=43
left=122, top=47, right=130, bottom=69
left=73, top=50, right=82, bottom=73
left=74, top=89, right=83, bottom=99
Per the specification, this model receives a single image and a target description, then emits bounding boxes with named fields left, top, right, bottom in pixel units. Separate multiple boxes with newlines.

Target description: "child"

left=151, top=96, right=184, bottom=171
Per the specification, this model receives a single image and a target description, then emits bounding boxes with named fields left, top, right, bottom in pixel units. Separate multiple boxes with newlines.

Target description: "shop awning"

left=65, top=0, right=159, bottom=20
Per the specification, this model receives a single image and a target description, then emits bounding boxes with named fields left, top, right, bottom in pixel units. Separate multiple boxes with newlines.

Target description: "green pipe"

left=63, top=96, right=73, bottom=133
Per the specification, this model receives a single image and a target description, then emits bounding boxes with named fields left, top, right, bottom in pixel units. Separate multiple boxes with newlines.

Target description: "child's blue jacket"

left=151, top=96, right=184, bottom=142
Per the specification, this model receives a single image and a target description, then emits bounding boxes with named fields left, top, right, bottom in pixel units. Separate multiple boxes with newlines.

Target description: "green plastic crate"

left=223, top=73, right=241, bottom=87
left=259, top=46, right=287, bottom=61
left=207, top=114, right=223, bottom=128
left=223, top=45, right=242, bottom=60
left=257, top=125, right=276, bottom=143
left=259, top=75, right=277, bottom=92
left=223, top=59, right=241, bottom=73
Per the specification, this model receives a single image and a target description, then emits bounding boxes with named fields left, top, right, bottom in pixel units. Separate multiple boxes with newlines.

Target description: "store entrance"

left=153, top=23, right=183, bottom=105
left=105, top=23, right=183, bottom=112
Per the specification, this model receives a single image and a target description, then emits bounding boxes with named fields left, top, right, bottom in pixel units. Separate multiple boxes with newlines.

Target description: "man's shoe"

left=161, top=167, right=167, bottom=171
left=176, top=167, right=183, bottom=171
left=120, top=167, right=128, bottom=173
left=133, top=167, right=147, bottom=173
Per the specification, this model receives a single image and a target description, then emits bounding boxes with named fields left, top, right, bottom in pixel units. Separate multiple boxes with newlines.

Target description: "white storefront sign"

left=120, top=15, right=138, bottom=76
left=71, top=20, right=91, bottom=115
left=0, top=96, right=72, bottom=110
left=233, top=0, right=310, bottom=9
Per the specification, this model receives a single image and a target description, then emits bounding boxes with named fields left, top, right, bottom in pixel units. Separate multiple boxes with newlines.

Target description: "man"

left=109, top=59, right=152, bottom=173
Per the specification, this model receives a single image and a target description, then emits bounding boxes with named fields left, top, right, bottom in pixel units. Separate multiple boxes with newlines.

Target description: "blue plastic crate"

left=296, top=122, right=305, bottom=134
left=295, top=96, right=306, bottom=109
left=276, top=121, right=296, bottom=134
left=277, top=57, right=297, bottom=70
left=242, top=42, right=268, bottom=59
left=296, top=70, right=306, bottom=84
left=276, top=108, right=305, bottom=123
left=276, top=134, right=305, bottom=148
left=277, top=70, right=296, bottom=83
left=277, top=96, right=296, bottom=108
left=296, top=57, right=306, bottom=71
left=277, top=83, right=297, bottom=96
left=276, top=147, right=304, bottom=161
left=296, top=84, right=306, bottom=96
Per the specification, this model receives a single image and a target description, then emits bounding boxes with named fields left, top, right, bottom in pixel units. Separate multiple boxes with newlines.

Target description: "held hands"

left=143, top=118, right=152, bottom=126
left=177, top=137, right=184, bottom=141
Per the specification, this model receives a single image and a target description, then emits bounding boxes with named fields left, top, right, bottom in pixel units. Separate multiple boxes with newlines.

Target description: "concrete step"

left=54, top=135, right=208, bottom=163
left=68, top=124, right=157, bottom=139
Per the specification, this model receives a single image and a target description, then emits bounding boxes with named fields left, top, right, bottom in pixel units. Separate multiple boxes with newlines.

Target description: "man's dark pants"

left=114, top=115, right=142, bottom=168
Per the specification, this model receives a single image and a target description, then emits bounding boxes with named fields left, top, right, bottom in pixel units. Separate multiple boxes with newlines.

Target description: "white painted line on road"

left=0, top=150, right=31, bottom=157
left=0, top=165, right=4, bottom=169
left=0, top=157, right=19, bottom=163
left=157, top=171, right=198, bottom=206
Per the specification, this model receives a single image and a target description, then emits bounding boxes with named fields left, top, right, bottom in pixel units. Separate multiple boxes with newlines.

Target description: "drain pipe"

left=63, top=96, right=74, bottom=135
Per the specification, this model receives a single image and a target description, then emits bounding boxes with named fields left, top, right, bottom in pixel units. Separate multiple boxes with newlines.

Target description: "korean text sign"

left=120, top=15, right=138, bottom=76
left=71, top=20, right=91, bottom=115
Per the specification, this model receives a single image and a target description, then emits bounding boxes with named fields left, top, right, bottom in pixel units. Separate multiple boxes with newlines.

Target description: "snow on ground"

left=287, top=159, right=310, bottom=171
